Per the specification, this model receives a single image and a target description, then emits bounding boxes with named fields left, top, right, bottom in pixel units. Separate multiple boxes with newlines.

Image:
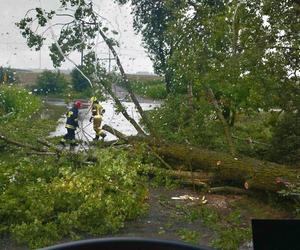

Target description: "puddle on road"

left=49, top=99, right=161, bottom=141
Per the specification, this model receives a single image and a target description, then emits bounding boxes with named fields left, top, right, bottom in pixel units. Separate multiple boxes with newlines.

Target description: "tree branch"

left=97, top=24, right=156, bottom=137
left=204, top=86, right=236, bottom=155
left=0, top=133, right=48, bottom=152
left=41, top=21, right=75, bottom=36
left=100, top=83, right=146, bottom=135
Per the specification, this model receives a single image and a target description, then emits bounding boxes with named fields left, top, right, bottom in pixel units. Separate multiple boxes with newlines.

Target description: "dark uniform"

left=60, top=105, right=79, bottom=146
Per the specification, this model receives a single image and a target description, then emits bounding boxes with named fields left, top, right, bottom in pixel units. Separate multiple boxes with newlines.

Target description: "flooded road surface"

left=49, top=99, right=161, bottom=141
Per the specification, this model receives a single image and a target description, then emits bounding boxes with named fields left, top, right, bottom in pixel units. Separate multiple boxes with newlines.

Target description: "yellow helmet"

left=90, top=96, right=97, bottom=103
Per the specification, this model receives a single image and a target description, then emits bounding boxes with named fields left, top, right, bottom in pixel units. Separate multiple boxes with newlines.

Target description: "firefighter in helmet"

left=60, top=100, right=82, bottom=147
left=90, top=96, right=106, bottom=141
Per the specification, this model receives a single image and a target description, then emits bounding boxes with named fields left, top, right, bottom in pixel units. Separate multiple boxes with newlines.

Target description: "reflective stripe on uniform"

left=94, top=115, right=102, bottom=119
left=92, top=103, right=103, bottom=117
left=65, top=124, right=75, bottom=129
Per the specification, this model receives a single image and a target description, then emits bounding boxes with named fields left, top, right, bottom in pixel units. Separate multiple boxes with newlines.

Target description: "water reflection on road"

left=49, top=99, right=161, bottom=141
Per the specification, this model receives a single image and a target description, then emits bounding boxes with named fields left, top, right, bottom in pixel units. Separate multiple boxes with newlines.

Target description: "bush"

left=0, top=86, right=41, bottom=120
left=35, top=70, right=68, bottom=95
left=268, top=111, right=300, bottom=165
left=130, top=79, right=167, bottom=99
left=0, top=149, right=148, bottom=249
left=118, top=77, right=167, bottom=100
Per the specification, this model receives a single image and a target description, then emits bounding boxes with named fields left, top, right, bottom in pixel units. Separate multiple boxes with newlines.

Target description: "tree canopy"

left=116, top=0, right=299, bottom=112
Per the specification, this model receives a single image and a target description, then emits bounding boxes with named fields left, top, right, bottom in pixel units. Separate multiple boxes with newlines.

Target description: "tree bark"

left=154, top=143, right=299, bottom=193
left=156, top=167, right=212, bottom=185
left=102, top=124, right=298, bottom=194
left=102, top=124, right=128, bottom=141
left=209, top=186, right=251, bottom=195
left=164, top=66, right=173, bottom=94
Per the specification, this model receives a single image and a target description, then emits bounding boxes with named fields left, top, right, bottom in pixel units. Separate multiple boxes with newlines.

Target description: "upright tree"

left=115, top=0, right=176, bottom=92
left=36, top=70, right=67, bottom=94
left=160, top=0, right=299, bottom=153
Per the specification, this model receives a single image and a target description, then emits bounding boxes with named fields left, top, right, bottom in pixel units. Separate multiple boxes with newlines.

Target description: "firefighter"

left=89, top=96, right=106, bottom=141
left=60, top=100, right=82, bottom=147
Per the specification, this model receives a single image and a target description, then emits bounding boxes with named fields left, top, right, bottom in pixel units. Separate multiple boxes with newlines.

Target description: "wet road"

left=49, top=98, right=160, bottom=141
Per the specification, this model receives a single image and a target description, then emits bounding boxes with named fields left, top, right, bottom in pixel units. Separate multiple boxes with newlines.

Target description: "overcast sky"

left=0, top=0, right=154, bottom=74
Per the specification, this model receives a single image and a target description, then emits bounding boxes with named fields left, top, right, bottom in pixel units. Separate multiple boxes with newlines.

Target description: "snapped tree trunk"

left=154, top=142, right=300, bottom=193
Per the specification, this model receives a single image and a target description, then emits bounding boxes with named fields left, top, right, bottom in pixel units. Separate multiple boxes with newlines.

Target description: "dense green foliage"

left=149, top=95, right=227, bottom=150
left=0, top=149, right=148, bottom=249
left=119, top=78, right=167, bottom=100
left=0, top=86, right=62, bottom=149
left=35, top=70, right=68, bottom=95
left=149, top=94, right=299, bottom=164
left=269, top=112, right=300, bottom=165
left=120, top=0, right=299, bottom=111
left=162, top=0, right=298, bottom=111
left=117, top=0, right=300, bottom=163
left=70, top=66, right=92, bottom=93
left=0, top=86, right=40, bottom=121
left=0, top=89, right=148, bottom=249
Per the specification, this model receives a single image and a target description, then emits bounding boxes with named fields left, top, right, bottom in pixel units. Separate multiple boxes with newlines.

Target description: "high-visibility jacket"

left=65, top=106, right=79, bottom=130
left=91, top=102, right=103, bottom=119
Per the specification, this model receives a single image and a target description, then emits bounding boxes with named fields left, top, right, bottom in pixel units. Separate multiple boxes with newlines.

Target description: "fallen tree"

left=13, top=0, right=299, bottom=199
left=102, top=124, right=300, bottom=195
left=0, top=133, right=48, bottom=153
left=1, top=122, right=298, bottom=196
left=153, top=143, right=300, bottom=193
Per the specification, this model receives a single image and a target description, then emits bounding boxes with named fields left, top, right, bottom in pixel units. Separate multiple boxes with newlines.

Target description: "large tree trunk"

left=102, top=125, right=297, bottom=195
left=154, top=143, right=299, bottom=193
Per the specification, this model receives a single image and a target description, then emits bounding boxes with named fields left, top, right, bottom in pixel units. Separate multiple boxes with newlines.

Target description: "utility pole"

left=80, top=20, right=84, bottom=66
left=99, top=49, right=116, bottom=74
